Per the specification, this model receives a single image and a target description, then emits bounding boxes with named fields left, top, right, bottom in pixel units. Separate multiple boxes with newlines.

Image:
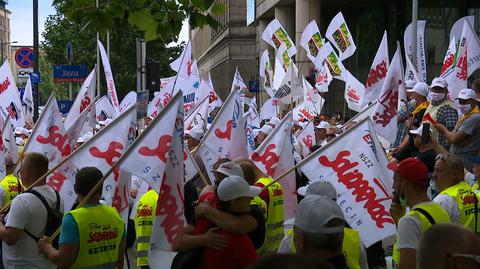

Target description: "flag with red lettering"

left=300, top=117, right=396, bottom=247
left=0, top=61, right=24, bottom=128
left=117, top=92, right=183, bottom=192
left=362, top=31, right=389, bottom=108
left=206, top=73, right=222, bottom=113
left=24, top=94, right=71, bottom=165
left=293, top=102, right=316, bottom=123
left=449, top=16, right=480, bottom=76
left=300, top=20, right=324, bottom=63
left=262, top=19, right=297, bottom=57
left=95, top=96, right=115, bottom=122
left=170, top=42, right=193, bottom=79
left=260, top=97, right=279, bottom=120
left=345, top=71, right=365, bottom=112
left=303, top=77, right=324, bottom=115
left=296, top=121, right=315, bottom=158
left=444, top=21, right=469, bottom=102
left=315, top=61, right=332, bottom=93
left=440, top=37, right=456, bottom=77
left=64, top=68, right=96, bottom=129
left=250, top=112, right=297, bottom=219
left=98, top=40, right=120, bottom=114
left=184, top=96, right=209, bottom=131
left=68, top=105, right=136, bottom=207
left=198, top=89, right=241, bottom=182
left=66, top=98, right=97, bottom=149
left=325, top=12, right=356, bottom=60
left=22, top=77, right=34, bottom=125
left=404, top=21, right=427, bottom=82
left=147, top=92, right=164, bottom=119
left=371, top=43, right=404, bottom=143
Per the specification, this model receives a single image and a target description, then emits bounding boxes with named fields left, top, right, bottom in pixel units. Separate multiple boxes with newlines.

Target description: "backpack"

left=24, top=189, right=63, bottom=248
left=171, top=247, right=204, bottom=269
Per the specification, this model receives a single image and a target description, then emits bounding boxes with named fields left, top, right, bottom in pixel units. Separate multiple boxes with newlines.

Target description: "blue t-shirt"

left=59, top=205, right=126, bottom=245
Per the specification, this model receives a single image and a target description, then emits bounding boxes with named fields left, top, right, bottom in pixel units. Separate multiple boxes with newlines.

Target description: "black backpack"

left=24, top=189, right=63, bottom=248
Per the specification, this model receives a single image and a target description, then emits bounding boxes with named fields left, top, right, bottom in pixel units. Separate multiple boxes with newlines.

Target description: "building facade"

left=192, top=0, right=480, bottom=117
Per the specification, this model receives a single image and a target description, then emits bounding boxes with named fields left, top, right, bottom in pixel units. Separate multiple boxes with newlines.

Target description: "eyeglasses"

left=450, top=253, right=480, bottom=264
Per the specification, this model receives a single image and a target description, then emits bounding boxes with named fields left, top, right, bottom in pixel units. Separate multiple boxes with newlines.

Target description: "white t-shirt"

left=3, top=185, right=64, bottom=269
left=433, top=194, right=460, bottom=223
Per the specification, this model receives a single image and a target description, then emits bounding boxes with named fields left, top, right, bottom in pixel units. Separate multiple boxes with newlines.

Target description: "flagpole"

left=262, top=116, right=371, bottom=190
left=170, top=40, right=191, bottom=96
left=187, top=150, right=210, bottom=187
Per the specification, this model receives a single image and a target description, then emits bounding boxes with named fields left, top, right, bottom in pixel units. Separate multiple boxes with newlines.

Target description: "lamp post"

left=0, top=40, right=18, bottom=62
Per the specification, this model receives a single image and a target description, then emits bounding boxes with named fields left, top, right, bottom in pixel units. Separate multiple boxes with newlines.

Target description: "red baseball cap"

left=389, top=157, right=429, bottom=184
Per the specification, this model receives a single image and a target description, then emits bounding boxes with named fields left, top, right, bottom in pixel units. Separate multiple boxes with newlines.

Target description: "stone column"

left=295, top=0, right=321, bottom=78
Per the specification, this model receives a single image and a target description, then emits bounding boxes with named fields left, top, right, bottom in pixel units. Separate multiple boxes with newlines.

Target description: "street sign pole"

left=33, top=0, right=39, bottom=122
left=67, top=42, right=73, bottom=100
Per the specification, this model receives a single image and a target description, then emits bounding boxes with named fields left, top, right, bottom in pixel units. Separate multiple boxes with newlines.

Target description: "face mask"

left=458, top=104, right=472, bottom=115
left=430, top=92, right=445, bottom=102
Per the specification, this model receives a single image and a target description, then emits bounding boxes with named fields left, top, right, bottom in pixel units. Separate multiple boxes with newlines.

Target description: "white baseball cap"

left=185, top=127, right=204, bottom=140
left=217, top=175, right=262, bottom=201
left=269, top=117, right=281, bottom=126
left=212, top=161, right=244, bottom=178
left=15, top=137, right=24, bottom=146
left=315, top=121, right=330, bottom=129
left=409, top=124, right=432, bottom=136
left=260, top=124, right=273, bottom=135
left=407, top=82, right=429, bottom=97
left=405, top=79, right=416, bottom=89
left=456, top=88, right=477, bottom=100
left=14, top=127, right=29, bottom=136
left=295, top=195, right=345, bottom=234
left=430, top=77, right=448, bottom=89
left=297, top=181, right=337, bottom=200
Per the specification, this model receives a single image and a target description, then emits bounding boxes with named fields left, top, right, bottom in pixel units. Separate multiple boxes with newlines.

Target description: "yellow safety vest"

left=439, top=181, right=480, bottom=233
left=0, top=174, right=23, bottom=206
left=392, top=203, right=451, bottom=266
left=70, top=204, right=125, bottom=269
left=257, top=177, right=284, bottom=251
left=134, top=190, right=158, bottom=266
left=287, top=227, right=362, bottom=269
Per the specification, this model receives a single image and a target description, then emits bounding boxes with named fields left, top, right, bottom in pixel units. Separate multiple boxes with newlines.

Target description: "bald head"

left=418, top=223, right=480, bottom=269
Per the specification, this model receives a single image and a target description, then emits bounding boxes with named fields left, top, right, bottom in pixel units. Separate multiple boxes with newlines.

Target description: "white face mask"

left=458, top=104, right=472, bottom=115
left=430, top=92, right=445, bottom=102
left=408, top=99, right=417, bottom=107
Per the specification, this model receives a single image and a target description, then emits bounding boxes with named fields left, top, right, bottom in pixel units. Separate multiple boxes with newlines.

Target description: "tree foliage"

left=41, top=4, right=185, bottom=100
left=53, top=0, right=224, bottom=42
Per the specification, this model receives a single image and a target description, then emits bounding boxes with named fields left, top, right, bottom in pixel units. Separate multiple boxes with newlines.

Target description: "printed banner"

left=300, top=20, right=324, bottom=62
left=262, top=19, right=297, bottom=57
left=404, top=21, right=426, bottom=82
left=325, top=12, right=356, bottom=60
left=363, top=31, right=389, bottom=107
left=345, top=71, right=365, bottom=113
left=98, top=40, right=120, bottom=114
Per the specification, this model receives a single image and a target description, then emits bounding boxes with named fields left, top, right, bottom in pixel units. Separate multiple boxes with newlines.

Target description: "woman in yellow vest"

left=134, top=189, right=158, bottom=268
left=391, top=158, right=451, bottom=269
left=39, top=167, right=126, bottom=269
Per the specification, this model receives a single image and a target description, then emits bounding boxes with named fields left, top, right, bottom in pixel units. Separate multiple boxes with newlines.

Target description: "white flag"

left=1, top=118, right=18, bottom=163
left=315, top=61, right=333, bottom=93
left=345, top=71, right=365, bottom=113
left=448, top=17, right=480, bottom=76
left=404, top=52, right=420, bottom=83
left=296, top=121, right=315, bottom=158
left=404, top=21, right=427, bottom=82
left=250, top=112, right=296, bottom=219
left=450, top=16, right=474, bottom=43
left=229, top=113, right=249, bottom=160
left=326, top=12, right=356, bottom=60
left=300, top=20, right=324, bottom=62
left=371, top=43, right=404, bottom=143
left=245, top=113, right=257, bottom=156
left=274, top=64, right=302, bottom=105
left=98, top=40, right=120, bottom=114
left=206, top=73, right=223, bottom=113
left=24, top=95, right=71, bottom=165
left=260, top=50, right=275, bottom=98
left=440, top=37, right=457, bottom=77
left=184, top=96, right=209, bottom=131
left=363, top=31, right=389, bottom=107
left=303, top=77, right=324, bottom=115
left=315, top=42, right=347, bottom=81
left=95, top=95, right=115, bottom=122
left=262, top=19, right=297, bottom=57
left=22, top=77, right=34, bottom=124
left=119, top=91, right=137, bottom=113
left=0, top=61, right=24, bottom=128
left=444, top=21, right=469, bottom=101
left=170, top=42, right=194, bottom=78
left=64, top=68, right=96, bottom=129
left=260, top=97, right=279, bottom=120
left=300, top=118, right=396, bottom=247
left=293, top=102, right=316, bottom=123
left=148, top=92, right=164, bottom=119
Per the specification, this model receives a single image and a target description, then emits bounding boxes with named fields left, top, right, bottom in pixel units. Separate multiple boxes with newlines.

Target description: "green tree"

left=41, top=6, right=185, bottom=100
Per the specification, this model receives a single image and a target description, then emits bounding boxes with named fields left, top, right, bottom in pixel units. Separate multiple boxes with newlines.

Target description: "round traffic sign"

left=15, top=47, right=34, bottom=68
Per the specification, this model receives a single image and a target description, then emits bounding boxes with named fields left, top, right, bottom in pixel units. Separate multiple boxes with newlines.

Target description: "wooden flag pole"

left=187, top=149, right=210, bottom=187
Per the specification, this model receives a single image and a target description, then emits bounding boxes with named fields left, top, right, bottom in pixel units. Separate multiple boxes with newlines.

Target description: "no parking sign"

left=15, top=47, right=34, bottom=68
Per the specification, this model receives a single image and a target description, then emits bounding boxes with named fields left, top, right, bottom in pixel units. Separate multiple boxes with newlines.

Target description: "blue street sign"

left=57, top=100, right=73, bottom=114
left=30, top=72, right=40, bottom=83
left=249, top=79, right=259, bottom=93
left=53, top=65, right=88, bottom=83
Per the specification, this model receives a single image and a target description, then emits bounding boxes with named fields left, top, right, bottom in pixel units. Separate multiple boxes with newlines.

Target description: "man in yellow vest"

left=423, top=77, right=458, bottom=150
left=0, top=156, right=24, bottom=207
left=251, top=160, right=284, bottom=251
left=390, top=157, right=451, bottom=269
left=433, top=153, right=480, bottom=235
left=38, top=167, right=126, bottom=269
left=277, top=181, right=368, bottom=269
left=434, top=88, right=480, bottom=171
left=134, top=189, right=158, bottom=268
